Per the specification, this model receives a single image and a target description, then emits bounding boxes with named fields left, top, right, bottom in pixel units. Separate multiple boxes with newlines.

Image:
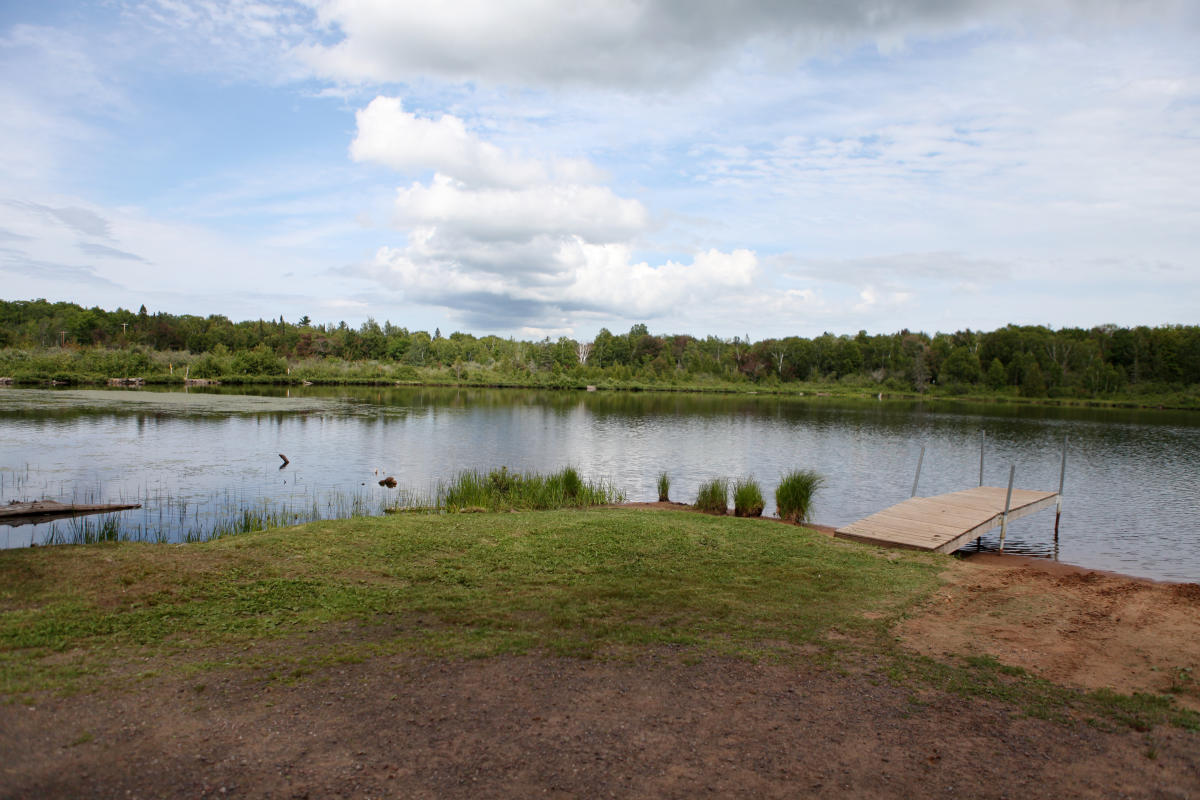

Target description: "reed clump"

left=657, top=472, right=671, bottom=502
left=775, top=469, right=825, bottom=524
left=694, top=478, right=729, bottom=515
left=437, top=466, right=624, bottom=512
left=733, top=477, right=764, bottom=517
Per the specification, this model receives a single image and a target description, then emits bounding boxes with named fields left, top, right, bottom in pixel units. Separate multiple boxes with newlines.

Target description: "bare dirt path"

left=2, top=651, right=1197, bottom=800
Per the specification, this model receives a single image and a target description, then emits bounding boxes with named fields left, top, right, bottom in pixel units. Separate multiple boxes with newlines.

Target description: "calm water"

left=2, top=387, right=1198, bottom=582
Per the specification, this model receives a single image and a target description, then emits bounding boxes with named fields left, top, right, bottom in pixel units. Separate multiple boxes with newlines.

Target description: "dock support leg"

left=979, top=431, right=985, bottom=487
left=998, top=465, right=1015, bottom=552
left=911, top=445, right=925, bottom=498
left=1054, top=436, right=1067, bottom=535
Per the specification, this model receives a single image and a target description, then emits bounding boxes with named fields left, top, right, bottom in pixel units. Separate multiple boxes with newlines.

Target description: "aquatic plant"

left=657, top=471, right=671, bottom=502
left=733, top=477, right=764, bottom=517
left=775, top=469, right=825, bottom=525
left=437, top=467, right=624, bottom=512
left=694, top=478, right=728, bottom=515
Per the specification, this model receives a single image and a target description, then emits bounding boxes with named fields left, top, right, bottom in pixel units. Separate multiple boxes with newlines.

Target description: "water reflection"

left=1, top=386, right=1197, bottom=582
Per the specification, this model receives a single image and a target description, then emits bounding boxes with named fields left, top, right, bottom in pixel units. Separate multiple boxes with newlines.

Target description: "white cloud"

left=298, top=0, right=1198, bottom=88
left=345, top=93, right=668, bottom=328
left=123, top=0, right=317, bottom=82
left=0, top=25, right=127, bottom=185
left=853, top=284, right=912, bottom=314
left=4, top=2, right=1199, bottom=338
left=360, top=238, right=760, bottom=330
left=0, top=193, right=364, bottom=323
left=350, top=96, right=602, bottom=187
left=393, top=175, right=646, bottom=244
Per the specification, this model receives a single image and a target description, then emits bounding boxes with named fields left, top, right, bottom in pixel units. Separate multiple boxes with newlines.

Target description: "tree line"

left=2, top=298, right=1198, bottom=397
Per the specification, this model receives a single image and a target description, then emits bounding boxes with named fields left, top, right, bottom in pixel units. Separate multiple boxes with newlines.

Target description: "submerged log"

left=1, top=500, right=142, bottom=522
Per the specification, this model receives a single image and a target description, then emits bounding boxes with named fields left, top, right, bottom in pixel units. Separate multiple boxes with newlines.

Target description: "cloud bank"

left=349, top=95, right=760, bottom=331
left=1, top=2, right=1197, bottom=337
left=299, top=0, right=1198, bottom=88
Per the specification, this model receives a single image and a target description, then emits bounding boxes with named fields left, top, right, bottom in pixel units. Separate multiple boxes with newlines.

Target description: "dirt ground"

left=2, top=516, right=1199, bottom=799
left=900, top=553, right=1200, bottom=711
left=3, top=649, right=1198, bottom=800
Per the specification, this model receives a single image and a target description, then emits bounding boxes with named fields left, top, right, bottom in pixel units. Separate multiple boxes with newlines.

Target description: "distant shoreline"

left=2, top=376, right=1196, bottom=413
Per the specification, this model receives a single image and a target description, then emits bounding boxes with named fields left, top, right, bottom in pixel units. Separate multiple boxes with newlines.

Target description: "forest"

left=1, top=298, right=1198, bottom=404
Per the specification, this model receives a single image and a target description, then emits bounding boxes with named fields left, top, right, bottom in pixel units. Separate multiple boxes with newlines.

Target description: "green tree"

left=985, top=358, right=1006, bottom=390
left=1020, top=362, right=1047, bottom=397
left=940, top=346, right=982, bottom=384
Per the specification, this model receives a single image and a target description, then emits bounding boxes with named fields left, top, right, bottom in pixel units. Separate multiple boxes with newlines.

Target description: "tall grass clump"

left=657, top=471, right=671, bottom=502
left=694, top=478, right=729, bottom=515
left=733, top=477, right=764, bottom=517
left=437, top=466, right=624, bottom=512
left=775, top=469, right=825, bottom=524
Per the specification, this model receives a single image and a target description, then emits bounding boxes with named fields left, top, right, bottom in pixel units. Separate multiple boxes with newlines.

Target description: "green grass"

left=886, top=653, right=1199, bottom=732
left=1, top=509, right=1195, bottom=732
left=0, top=509, right=936, bottom=694
left=657, top=471, right=671, bottom=502
left=694, top=478, right=729, bottom=514
left=733, top=477, right=764, bottom=517
left=775, top=469, right=825, bottom=524
left=435, top=466, right=623, bottom=512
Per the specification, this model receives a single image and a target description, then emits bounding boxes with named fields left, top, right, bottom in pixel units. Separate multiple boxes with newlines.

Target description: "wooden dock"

left=834, top=486, right=1060, bottom=554
left=0, top=500, right=141, bottom=527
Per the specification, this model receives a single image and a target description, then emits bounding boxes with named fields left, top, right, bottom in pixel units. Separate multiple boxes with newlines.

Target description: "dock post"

left=979, top=431, right=985, bottom=486
left=998, top=465, right=1015, bottom=552
left=976, top=431, right=986, bottom=544
left=911, top=445, right=925, bottom=498
left=1054, top=436, right=1067, bottom=535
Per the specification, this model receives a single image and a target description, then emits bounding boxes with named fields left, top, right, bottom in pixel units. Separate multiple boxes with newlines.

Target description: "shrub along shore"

left=1, top=346, right=1197, bottom=411
left=1, top=300, right=1198, bottom=409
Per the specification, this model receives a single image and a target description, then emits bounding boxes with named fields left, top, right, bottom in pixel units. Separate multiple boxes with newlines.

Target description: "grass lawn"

left=1, top=508, right=1194, bottom=731
left=0, top=510, right=936, bottom=688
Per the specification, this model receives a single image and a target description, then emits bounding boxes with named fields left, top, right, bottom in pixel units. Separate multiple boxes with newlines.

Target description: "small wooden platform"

left=835, top=486, right=1059, bottom=554
left=0, top=500, right=141, bottom=527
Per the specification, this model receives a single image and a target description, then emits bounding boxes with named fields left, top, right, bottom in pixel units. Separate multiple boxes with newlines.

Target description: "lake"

left=2, top=386, right=1198, bottom=582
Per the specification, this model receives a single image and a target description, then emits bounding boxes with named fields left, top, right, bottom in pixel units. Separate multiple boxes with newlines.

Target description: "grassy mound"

left=0, top=510, right=939, bottom=695
left=3, top=510, right=1196, bottom=731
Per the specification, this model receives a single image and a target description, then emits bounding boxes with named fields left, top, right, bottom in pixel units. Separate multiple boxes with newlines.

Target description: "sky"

left=0, top=1, right=1198, bottom=341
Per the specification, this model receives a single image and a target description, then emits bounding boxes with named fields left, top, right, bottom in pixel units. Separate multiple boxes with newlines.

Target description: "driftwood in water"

left=1, top=500, right=142, bottom=526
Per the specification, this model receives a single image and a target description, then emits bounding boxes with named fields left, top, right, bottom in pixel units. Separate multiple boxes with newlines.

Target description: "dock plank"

left=835, top=486, right=1058, bottom=553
